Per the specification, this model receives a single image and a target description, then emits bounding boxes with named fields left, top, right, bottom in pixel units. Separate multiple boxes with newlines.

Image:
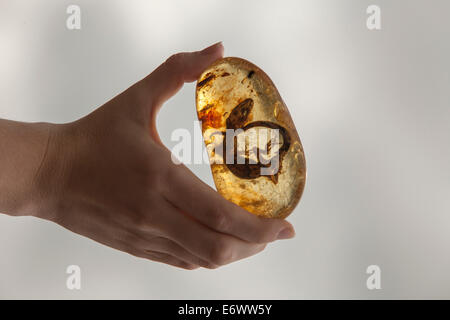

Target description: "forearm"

left=0, top=119, right=52, bottom=217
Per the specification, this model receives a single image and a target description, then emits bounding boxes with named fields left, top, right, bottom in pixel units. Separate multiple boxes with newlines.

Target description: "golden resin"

left=196, top=57, right=306, bottom=218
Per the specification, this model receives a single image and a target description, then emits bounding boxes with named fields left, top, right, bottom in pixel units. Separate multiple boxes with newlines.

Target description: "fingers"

left=134, top=250, right=199, bottom=270
left=89, top=232, right=200, bottom=270
left=157, top=197, right=268, bottom=267
left=162, top=164, right=295, bottom=244
left=144, top=42, right=224, bottom=110
left=139, top=235, right=213, bottom=268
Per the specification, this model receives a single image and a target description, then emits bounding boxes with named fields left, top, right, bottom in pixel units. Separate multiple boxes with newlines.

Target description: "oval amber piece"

left=196, top=57, right=306, bottom=218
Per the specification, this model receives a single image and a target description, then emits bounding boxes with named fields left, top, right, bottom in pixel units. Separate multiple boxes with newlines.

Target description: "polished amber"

left=196, top=57, right=306, bottom=218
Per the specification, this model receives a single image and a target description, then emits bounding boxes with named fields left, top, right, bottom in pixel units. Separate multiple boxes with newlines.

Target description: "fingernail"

left=277, top=227, right=295, bottom=240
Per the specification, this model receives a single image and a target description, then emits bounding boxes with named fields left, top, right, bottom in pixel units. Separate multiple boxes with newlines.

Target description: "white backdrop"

left=0, top=0, right=449, bottom=299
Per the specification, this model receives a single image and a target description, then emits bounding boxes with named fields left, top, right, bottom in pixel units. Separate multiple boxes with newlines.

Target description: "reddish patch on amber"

left=198, top=104, right=223, bottom=130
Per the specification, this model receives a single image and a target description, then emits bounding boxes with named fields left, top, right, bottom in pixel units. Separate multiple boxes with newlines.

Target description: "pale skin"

left=0, top=42, right=295, bottom=270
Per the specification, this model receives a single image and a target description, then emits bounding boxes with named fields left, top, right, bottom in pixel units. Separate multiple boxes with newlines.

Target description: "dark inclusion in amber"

left=196, top=57, right=306, bottom=219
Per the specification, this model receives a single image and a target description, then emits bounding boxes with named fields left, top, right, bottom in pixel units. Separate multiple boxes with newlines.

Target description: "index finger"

left=145, top=42, right=224, bottom=110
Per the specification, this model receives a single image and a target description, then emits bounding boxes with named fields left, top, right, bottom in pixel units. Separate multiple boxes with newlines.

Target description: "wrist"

left=30, top=122, right=78, bottom=222
left=29, top=122, right=64, bottom=221
left=0, top=120, right=70, bottom=221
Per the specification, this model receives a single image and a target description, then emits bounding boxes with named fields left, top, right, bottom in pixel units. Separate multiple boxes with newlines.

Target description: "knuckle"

left=250, top=219, right=280, bottom=243
left=250, top=244, right=267, bottom=258
left=182, top=264, right=199, bottom=270
left=131, top=209, right=153, bottom=231
left=204, top=263, right=220, bottom=270
left=209, top=237, right=234, bottom=265
left=252, top=229, right=272, bottom=244
left=254, top=243, right=267, bottom=255
left=166, top=52, right=186, bottom=68
left=210, top=208, right=230, bottom=232
left=197, top=258, right=219, bottom=269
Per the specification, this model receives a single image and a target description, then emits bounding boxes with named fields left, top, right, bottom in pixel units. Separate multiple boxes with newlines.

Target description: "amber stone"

left=196, top=57, right=306, bottom=218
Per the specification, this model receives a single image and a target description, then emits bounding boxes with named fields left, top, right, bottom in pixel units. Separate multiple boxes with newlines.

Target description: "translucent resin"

left=196, top=57, right=306, bottom=218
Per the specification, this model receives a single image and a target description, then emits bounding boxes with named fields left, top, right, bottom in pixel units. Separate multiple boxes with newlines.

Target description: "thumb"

left=144, top=42, right=224, bottom=111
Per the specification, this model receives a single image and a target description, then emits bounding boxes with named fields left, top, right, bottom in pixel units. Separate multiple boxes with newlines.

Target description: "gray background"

left=0, top=0, right=449, bottom=299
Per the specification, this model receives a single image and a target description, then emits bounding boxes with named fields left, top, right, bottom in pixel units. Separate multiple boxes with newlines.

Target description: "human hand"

left=29, top=43, right=296, bottom=269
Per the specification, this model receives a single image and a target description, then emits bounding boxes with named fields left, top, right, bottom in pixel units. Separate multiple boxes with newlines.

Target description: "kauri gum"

left=196, top=57, right=306, bottom=218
